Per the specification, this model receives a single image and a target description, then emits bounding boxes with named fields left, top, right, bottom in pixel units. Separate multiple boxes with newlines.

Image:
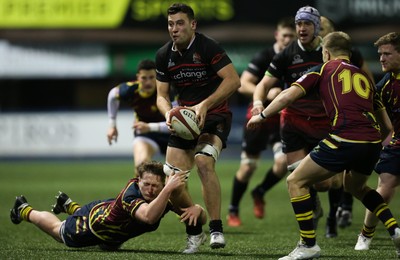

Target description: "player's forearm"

left=261, top=88, right=297, bottom=119
left=142, top=188, right=173, bottom=224
left=157, top=95, right=172, bottom=118
left=238, top=72, right=258, bottom=97
left=107, top=88, right=120, bottom=127
left=147, top=122, right=169, bottom=133
left=202, top=77, right=240, bottom=110
left=253, top=79, right=268, bottom=103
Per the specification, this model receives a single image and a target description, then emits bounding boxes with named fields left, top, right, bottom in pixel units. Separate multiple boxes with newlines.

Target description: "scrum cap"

left=295, top=6, right=321, bottom=37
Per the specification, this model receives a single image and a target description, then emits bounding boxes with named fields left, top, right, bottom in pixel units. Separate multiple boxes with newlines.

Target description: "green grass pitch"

left=1, top=159, right=399, bottom=259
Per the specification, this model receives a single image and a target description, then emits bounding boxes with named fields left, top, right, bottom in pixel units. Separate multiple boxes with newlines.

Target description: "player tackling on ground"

left=10, top=161, right=206, bottom=250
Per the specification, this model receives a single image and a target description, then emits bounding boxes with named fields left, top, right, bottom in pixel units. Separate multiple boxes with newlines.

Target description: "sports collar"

left=297, top=36, right=322, bottom=52
left=172, top=34, right=196, bottom=54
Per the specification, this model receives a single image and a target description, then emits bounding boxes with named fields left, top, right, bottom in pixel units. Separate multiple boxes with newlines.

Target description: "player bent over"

left=10, top=161, right=206, bottom=252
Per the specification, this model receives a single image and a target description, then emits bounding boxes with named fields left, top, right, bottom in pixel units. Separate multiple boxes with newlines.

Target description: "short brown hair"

left=137, top=161, right=165, bottom=182
left=323, top=31, right=352, bottom=57
left=137, top=59, right=155, bottom=71
left=374, top=32, right=400, bottom=53
left=167, top=3, right=195, bottom=20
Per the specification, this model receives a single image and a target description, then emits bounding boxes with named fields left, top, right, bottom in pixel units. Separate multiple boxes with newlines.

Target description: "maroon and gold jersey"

left=117, top=81, right=165, bottom=123
left=376, top=72, right=400, bottom=147
left=156, top=32, right=233, bottom=115
left=292, top=59, right=381, bottom=143
left=88, top=178, right=173, bottom=244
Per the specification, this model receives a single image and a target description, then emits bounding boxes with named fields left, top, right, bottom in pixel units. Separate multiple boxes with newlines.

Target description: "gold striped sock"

left=20, top=206, right=33, bottom=222
left=66, top=202, right=81, bottom=215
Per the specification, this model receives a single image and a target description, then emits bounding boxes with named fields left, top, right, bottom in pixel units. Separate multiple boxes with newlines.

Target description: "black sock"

left=309, top=186, right=317, bottom=211
left=186, top=223, right=203, bottom=236
left=252, top=168, right=282, bottom=196
left=362, top=190, right=398, bottom=236
left=229, top=177, right=248, bottom=213
left=341, top=191, right=353, bottom=211
left=209, top=220, right=223, bottom=233
left=328, top=187, right=342, bottom=219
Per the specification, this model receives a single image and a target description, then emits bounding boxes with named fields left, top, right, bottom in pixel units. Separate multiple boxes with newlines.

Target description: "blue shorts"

left=60, top=200, right=104, bottom=248
left=310, top=137, right=382, bottom=175
left=168, top=112, right=231, bottom=150
left=375, top=144, right=400, bottom=175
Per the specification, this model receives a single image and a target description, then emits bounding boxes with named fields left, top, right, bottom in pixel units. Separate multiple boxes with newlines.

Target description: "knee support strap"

left=194, top=142, right=220, bottom=162
left=272, top=142, right=284, bottom=160
left=240, top=152, right=258, bottom=167
left=287, top=159, right=302, bottom=173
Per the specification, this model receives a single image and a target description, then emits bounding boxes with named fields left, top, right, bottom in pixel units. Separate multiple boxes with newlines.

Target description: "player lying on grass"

left=10, top=161, right=206, bottom=251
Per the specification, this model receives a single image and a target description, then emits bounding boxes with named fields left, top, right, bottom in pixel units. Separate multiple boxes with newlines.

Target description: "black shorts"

left=280, top=113, right=330, bottom=154
left=61, top=200, right=103, bottom=248
left=135, top=132, right=170, bottom=154
left=168, top=112, right=232, bottom=150
left=375, top=144, right=400, bottom=175
left=310, top=137, right=382, bottom=175
left=242, top=119, right=280, bottom=156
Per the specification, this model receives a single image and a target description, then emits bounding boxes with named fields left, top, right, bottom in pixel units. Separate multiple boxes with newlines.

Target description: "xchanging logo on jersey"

left=172, top=69, right=207, bottom=80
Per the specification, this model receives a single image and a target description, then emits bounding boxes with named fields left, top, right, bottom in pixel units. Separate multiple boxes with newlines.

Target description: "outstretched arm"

left=248, top=86, right=304, bottom=129
left=252, top=74, right=279, bottom=115
left=107, top=87, right=120, bottom=145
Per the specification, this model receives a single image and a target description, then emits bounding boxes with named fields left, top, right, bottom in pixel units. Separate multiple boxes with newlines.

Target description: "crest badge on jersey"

left=168, top=59, right=175, bottom=68
left=193, top=52, right=202, bottom=64
left=292, top=54, right=304, bottom=65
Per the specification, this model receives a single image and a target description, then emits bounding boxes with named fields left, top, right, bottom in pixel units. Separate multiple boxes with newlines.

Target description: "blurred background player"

left=227, top=17, right=296, bottom=227
left=10, top=161, right=206, bottom=251
left=354, top=32, right=400, bottom=252
left=156, top=3, right=240, bottom=250
left=107, top=60, right=170, bottom=175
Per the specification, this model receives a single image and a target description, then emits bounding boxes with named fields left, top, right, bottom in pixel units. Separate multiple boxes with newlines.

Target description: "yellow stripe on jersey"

left=330, top=134, right=381, bottom=144
left=322, top=139, right=337, bottom=149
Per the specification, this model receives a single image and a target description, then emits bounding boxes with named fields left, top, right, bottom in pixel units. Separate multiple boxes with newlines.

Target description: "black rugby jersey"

left=156, top=32, right=232, bottom=115
left=267, top=39, right=325, bottom=118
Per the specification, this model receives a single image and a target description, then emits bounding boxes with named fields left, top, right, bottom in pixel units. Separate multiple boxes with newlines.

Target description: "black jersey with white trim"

left=267, top=39, right=325, bottom=118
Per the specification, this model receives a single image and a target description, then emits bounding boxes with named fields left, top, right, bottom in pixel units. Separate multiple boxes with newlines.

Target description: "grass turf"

left=1, top=159, right=399, bottom=259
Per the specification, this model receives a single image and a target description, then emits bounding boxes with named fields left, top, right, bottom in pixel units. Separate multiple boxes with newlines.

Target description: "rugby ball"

left=169, top=107, right=200, bottom=140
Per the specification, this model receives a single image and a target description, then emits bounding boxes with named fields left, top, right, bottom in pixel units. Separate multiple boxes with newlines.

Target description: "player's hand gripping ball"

left=169, top=107, right=200, bottom=140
